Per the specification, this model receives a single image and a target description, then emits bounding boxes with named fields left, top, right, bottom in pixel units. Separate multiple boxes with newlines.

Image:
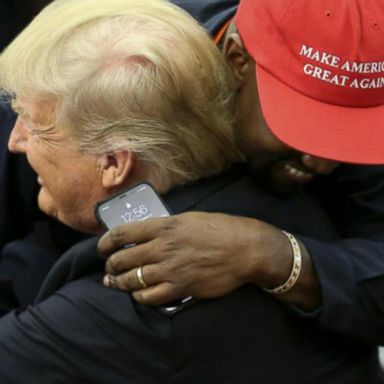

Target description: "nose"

left=301, top=154, right=340, bottom=175
left=8, top=117, right=28, bottom=153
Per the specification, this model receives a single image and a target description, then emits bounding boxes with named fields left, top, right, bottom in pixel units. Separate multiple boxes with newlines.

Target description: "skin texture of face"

left=225, top=34, right=340, bottom=193
left=8, top=98, right=109, bottom=234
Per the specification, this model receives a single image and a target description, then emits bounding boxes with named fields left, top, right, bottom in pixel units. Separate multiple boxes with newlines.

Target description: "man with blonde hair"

left=0, top=0, right=380, bottom=383
left=0, top=0, right=242, bottom=381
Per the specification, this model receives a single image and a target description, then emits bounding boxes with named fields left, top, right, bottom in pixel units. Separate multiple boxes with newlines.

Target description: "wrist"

left=244, top=223, right=295, bottom=289
left=262, top=231, right=301, bottom=294
left=236, top=219, right=321, bottom=309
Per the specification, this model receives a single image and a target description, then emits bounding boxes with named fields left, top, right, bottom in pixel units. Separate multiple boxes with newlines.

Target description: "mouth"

left=37, top=176, right=44, bottom=186
left=283, top=162, right=314, bottom=184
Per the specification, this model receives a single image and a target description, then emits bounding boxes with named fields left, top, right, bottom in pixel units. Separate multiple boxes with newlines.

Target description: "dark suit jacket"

left=0, top=166, right=380, bottom=384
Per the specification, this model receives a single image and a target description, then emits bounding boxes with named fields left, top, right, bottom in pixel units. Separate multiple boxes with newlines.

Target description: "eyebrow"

left=10, top=99, right=27, bottom=117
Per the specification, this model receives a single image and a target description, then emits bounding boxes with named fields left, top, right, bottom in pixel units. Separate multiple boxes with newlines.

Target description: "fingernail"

left=103, top=275, right=110, bottom=287
left=132, top=292, right=143, bottom=303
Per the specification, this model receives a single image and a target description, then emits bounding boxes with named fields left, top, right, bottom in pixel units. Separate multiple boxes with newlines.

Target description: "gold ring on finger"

left=136, top=266, right=148, bottom=289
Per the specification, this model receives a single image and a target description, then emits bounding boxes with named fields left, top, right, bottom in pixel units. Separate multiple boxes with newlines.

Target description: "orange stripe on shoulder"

left=214, top=18, right=232, bottom=46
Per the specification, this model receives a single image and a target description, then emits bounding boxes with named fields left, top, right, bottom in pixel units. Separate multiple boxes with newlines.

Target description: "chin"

left=37, top=189, right=60, bottom=219
left=248, top=163, right=302, bottom=195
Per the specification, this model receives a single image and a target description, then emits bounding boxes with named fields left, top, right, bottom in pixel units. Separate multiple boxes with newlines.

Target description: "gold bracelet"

left=263, top=231, right=302, bottom=294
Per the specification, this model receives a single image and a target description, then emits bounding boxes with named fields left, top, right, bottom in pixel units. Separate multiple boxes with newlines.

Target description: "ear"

left=99, top=150, right=135, bottom=189
left=223, top=33, right=252, bottom=90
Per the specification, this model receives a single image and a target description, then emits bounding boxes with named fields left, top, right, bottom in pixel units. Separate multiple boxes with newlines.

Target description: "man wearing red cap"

left=100, top=0, right=384, bottom=349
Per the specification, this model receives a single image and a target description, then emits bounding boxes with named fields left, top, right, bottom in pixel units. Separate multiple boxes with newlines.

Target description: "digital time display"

left=120, top=203, right=149, bottom=223
left=95, top=183, right=170, bottom=229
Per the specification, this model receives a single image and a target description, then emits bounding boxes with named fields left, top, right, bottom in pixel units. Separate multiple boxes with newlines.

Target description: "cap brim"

left=256, top=64, right=384, bottom=164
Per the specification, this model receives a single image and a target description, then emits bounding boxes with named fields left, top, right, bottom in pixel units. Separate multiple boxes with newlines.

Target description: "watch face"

left=96, top=183, right=170, bottom=229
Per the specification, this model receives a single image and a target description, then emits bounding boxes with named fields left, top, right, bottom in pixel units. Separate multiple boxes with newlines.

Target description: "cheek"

left=36, top=165, right=76, bottom=215
left=46, top=184, right=84, bottom=222
left=238, top=127, right=275, bottom=159
left=253, top=130, right=291, bottom=159
left=239, top=127, right=294, bottom=173
left=25, top=139, right=52, bottom=176
left=54, top=181, right=103, bottom=233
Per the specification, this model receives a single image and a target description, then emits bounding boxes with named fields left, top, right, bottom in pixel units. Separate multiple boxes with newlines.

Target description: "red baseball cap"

left=235, top=0, right=384, bottom=164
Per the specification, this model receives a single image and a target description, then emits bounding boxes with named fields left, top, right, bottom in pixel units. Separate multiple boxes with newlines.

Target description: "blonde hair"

left=0, top=0, right=242, bottom=186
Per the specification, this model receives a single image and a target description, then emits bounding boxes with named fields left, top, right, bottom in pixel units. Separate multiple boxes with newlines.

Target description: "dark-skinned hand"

left=97, top=211, right=320, bottom=307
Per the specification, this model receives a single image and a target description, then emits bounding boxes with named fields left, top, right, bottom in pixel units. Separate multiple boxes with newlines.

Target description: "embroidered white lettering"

left=350, top=77, right=384, bottom=88
left=300, top=44, right=340, bottom=68
left=303, top=64, right=349, bottom=86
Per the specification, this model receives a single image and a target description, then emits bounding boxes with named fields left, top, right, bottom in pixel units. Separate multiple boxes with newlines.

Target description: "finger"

left=105, top=239, right=164, bottom=275
left=104, top=263, right=167, bottom=292
left=98, top=216, right=175, bottom=258
left=103, top=274, right=118, bottom=289
left=132, top=282, right=185, bottom=306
